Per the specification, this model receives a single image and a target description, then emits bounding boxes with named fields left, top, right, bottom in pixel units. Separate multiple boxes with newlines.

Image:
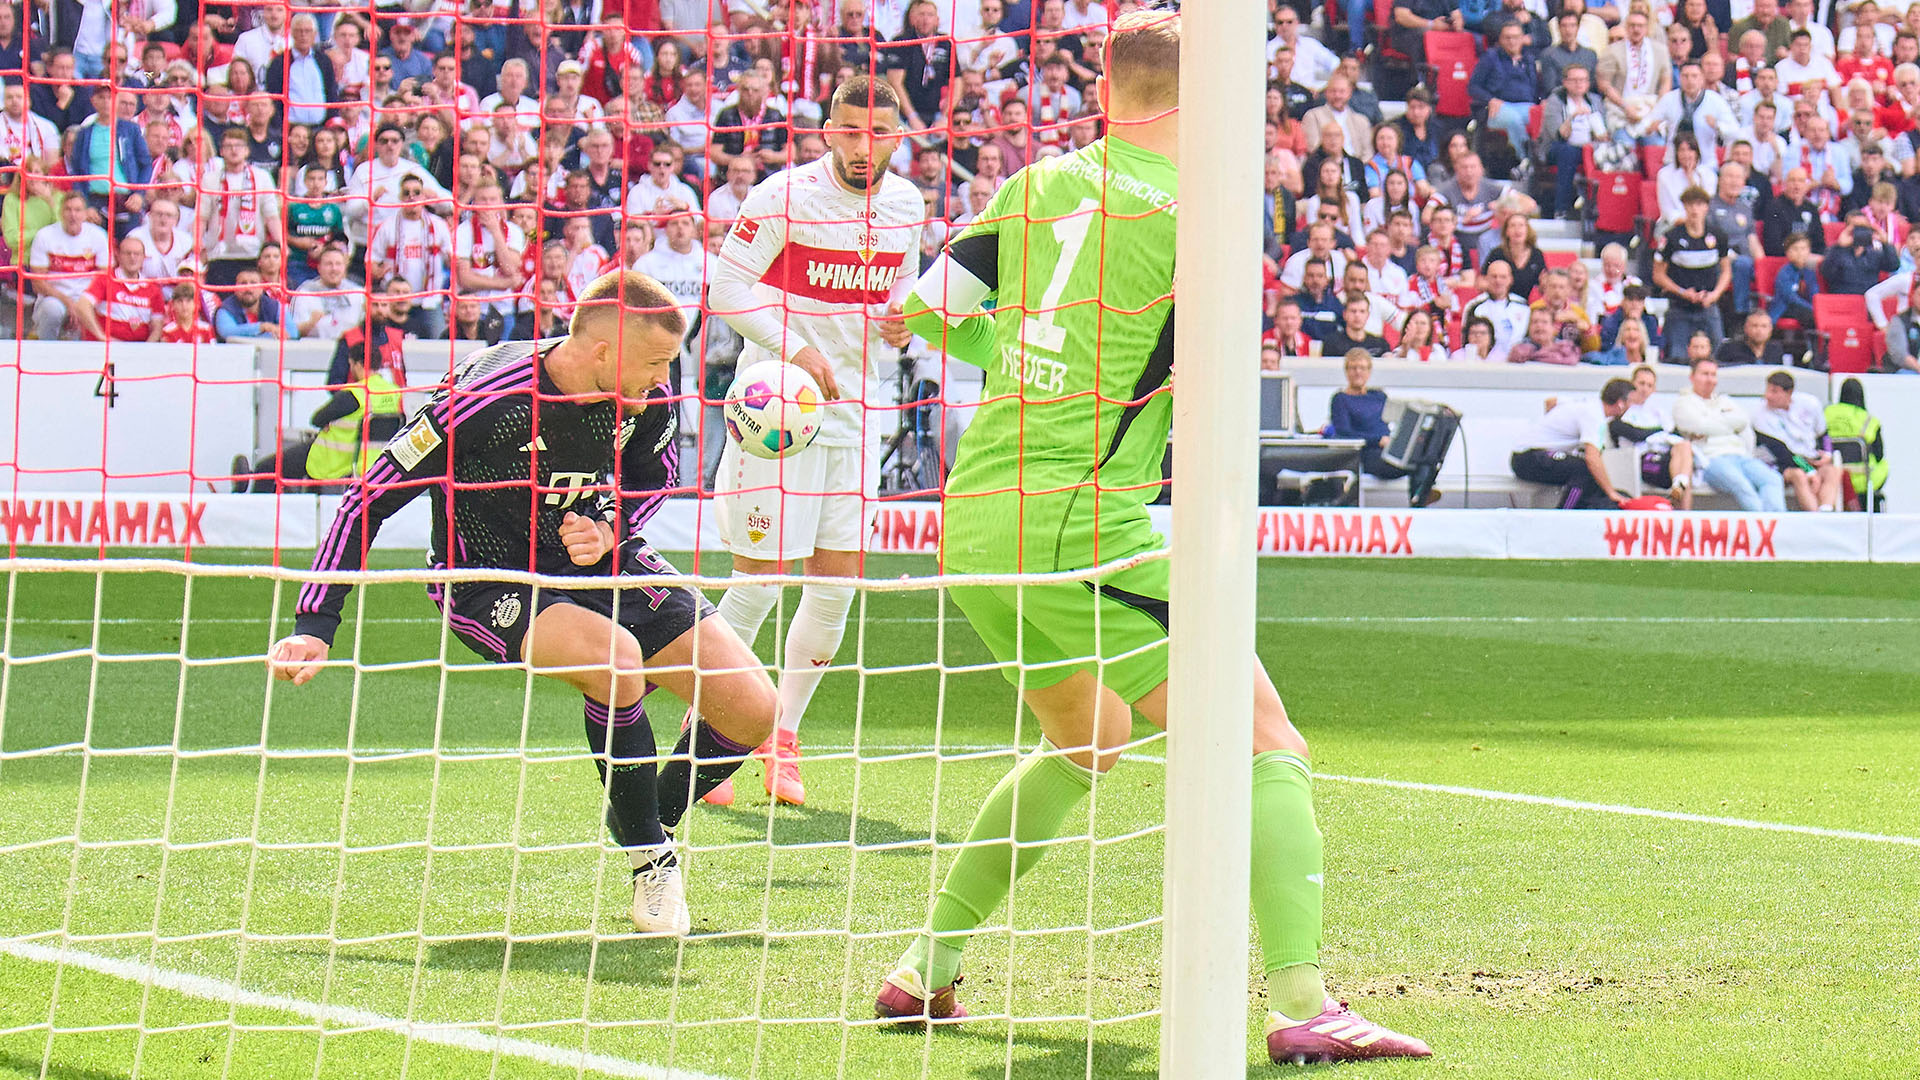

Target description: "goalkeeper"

left=268, top=271, right=777, bottom=938
left=884, top=10, right=1431, bottom=1065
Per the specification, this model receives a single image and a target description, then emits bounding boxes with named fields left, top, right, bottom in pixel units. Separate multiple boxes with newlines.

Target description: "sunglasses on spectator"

left=651, top=158, right=672, bottom=167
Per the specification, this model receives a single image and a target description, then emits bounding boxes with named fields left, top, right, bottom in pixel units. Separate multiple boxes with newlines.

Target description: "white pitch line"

left=10, top=615, right=1920, bottom=627
left=0, top=940, right=735, bottom=1080
left=1313, top=773, right=1920, bottom=848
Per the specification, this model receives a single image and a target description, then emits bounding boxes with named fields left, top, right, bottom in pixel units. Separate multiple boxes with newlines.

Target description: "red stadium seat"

left=1588, top=172, right=1642, bottom=236
left=1544, top=249, right=1577, bottom=271
left=1753, top=254, right=1787, bottom=298
left=1527, top=103, right=1544, bottom=140
left=1375, top=0, right=1415, bottom=64
left=1427, top=33, right=1479, bottom=119
left=1812, top=294, right=1878, bottom=373
left=1824, top=221, right=1846, bottom=245
left=1639, top=144, right=1665, bottom=178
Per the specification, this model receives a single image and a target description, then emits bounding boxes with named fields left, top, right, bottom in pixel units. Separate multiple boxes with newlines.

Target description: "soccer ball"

left=724, top=360, right=824, bottom=460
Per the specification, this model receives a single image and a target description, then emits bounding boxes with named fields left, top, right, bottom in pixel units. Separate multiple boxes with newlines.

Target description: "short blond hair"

left=1105, top=8, right=1179, bottom=109
left=569, top=270, right=686, bottom=339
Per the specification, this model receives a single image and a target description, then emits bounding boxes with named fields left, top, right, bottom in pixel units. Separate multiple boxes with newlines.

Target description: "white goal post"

left=1163, top=1, right=1265, bottom=1076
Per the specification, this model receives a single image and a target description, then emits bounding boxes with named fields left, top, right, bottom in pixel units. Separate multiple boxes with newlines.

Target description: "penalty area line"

left=1312, top=773, right=1920, bottom=848
left=0, top=940, right=736, bottom=1080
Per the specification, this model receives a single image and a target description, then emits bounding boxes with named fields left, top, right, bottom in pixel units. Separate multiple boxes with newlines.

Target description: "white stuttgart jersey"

left=714, top=157, right=923, bottom=447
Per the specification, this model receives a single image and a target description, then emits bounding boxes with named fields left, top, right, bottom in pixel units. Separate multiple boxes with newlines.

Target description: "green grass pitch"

left=1, top=552, right=1917, bottom=1079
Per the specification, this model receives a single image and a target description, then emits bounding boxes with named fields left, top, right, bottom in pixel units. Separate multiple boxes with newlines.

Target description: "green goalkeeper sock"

left=1251, top=749, right=1327, bottom=1021
left=898, top=741, right=1096, bottom=989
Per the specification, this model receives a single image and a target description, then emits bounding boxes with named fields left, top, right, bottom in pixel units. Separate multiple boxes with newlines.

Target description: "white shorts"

left=714, top=441, right=881, bottom=561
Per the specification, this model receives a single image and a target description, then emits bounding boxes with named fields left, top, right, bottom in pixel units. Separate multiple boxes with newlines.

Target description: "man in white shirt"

left=1865, top=267, right=1920, bottom=371
left=1509, top=378, right=1634, bottom=508
left=1783, top=0, right=1835, bottom=60
left=626, top=148, right=701, bottom=220
left=0, top=81, right=58, bottom=165
left=1672, top=356, right=1787, bottom=511
left=1463, top=258, right=1532, bottom=349
left=452, top=183, right=525, bottom=328
left=1301, top=74, right=1371, bottom=157
left=704, top=156, right=758, bottom=222
left=1359, top=229, right=1410, bottom=300
left=27, top=192, right=111, bottom=341
left=1837, top=0, right=1896, bottom=53
left=1266, top=7, right=1337, bottom=91
left=231, top=3, right=288, bottom=79
left=474, top=59, right=541, bottom=131
left=198, top=126, right=284, bottom=286
left=1774, top=28, right=1841, bottom=97
left=1641, top=60, right=1740, bottom=163
left=344, top=124, right=453, bottom=250
left=1738, top=65, right=1796, bottom=133
left=291, top=247, right=363, bottom=340
left=126, top=197, right=191, bottom=279
left=368, top=173, right=453, bottom=338
left=1752, top=369, right=1844, bottom=510
left=1792, top=112, right=1852, bottom=214
left=1279, top=220, right=1351, bottom=291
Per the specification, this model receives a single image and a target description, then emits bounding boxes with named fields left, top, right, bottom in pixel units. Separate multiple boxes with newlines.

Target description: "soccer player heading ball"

left=887, top=9, right=1431, bottom=1065
left=269, top=270, right=779, bottom=937
left=704, top=73, right=921, bottom=807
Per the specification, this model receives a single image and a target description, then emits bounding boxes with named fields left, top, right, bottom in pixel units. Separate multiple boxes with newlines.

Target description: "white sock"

left=775, top=584, right=855, bottom=738
left=715, top=571, right=780, bottom=649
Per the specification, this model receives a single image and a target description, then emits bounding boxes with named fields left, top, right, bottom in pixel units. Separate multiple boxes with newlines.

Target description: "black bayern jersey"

left=295, top=338, right=680, bottom=645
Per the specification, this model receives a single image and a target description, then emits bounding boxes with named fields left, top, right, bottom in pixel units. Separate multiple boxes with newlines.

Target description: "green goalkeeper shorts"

left=946, top=556, right=1170, bottom=704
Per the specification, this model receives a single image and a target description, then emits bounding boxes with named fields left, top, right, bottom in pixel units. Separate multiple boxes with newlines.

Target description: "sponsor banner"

left=3, top=496, right=1909, bottom=563
left=0, top=493, right=316, bottom=549
left=1504, top=509, right=1870, bottom=561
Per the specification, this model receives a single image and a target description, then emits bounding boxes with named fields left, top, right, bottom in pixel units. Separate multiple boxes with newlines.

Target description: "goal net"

left=0, top=2, right=1262, bottom=1078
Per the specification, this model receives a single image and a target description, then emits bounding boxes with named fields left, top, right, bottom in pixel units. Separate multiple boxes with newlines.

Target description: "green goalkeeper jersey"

left=905, top=137, right=1177, bottom=574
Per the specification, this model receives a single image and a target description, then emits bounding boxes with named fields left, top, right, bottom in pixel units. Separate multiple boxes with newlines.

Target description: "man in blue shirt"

left=66, top=84, right=149, bottom=213
left=265, top=15, right=338, bottom=127
left=1295, top=258, right=1345, bottom=341
left=215, top=266, right=296, bottom=342
left=1471, top=22, right=1541, bottom=160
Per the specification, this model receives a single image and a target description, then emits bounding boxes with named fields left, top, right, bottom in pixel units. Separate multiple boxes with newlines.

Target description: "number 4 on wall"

left=94, top=364, right=119, bottom=407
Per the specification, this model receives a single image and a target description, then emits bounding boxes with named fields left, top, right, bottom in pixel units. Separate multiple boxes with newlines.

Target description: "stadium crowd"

left=5, top=0, right=1920, bottom=376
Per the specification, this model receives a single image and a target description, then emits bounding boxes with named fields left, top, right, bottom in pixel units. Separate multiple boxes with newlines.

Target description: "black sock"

left=584, top=697, right=666, bottom=851
left=656, top=716, right=754, bottom=831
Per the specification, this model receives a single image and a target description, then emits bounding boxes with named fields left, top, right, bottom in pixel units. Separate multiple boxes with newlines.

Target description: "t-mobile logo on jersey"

left=543, top=472, right=599, bottom=508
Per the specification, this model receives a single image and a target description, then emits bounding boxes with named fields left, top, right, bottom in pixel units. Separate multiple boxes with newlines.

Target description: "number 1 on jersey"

left=1022, top=198, right=1098, bottom=356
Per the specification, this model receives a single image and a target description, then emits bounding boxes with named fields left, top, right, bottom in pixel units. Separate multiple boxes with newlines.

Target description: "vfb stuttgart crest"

left=746, top=506, right=772, bottom=545
left=491, top=592, right=523, bottom=628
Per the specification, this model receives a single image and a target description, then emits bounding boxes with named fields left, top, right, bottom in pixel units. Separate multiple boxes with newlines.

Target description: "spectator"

left=0, top=162, right=57, bottom=286
left=1301, top=157, right=1363, bottom=240
left=453, top=182, right=524, bottom=339
left=68, top=85, right=150, bottom=212
left=1510, top=378, right=1635, bottom=508
left=341, top=126, right=448, bottom=249
left=1653, top=185, right=1730, bottom=358
left=1293, top=258, right=1344, bottom=341
left=1539, top=13, right=1600, bottom=96
left=1303, top=73, right=1371, bottom=159
left=663, top=69, right=713, bottom=179
left=883, top=0, right=952, bottom=132
left=382, top=20, right=436, bottom=87
left=1540, top=64, right=1608, bottom=219
left=1465, top=258, right=1533, bottom=349
left=1763, top=168, right=1829, bottom=255
left=1718, top=308, right=1789, bottom=364
left=447, top=296, right=507, bottom=344
left=1657, top=132, right=1720, bottom=225
left=1271, top=5, right=1339, bottom=91
left=70, top=234, right=164, bottom=343
left=1391, top=309, right=1447, bottom=361
left=1279, top=220, right=1351, bottom=292
left=287, top=165, right=348, bottom=288
left=1753, top=370, right=1845, bottom=510
left=1587, top=310, right=1661, bottom=365
left=1598, top=10, right=1672, bottom=131
left=1610, top=362, right=1696, bottom=507
left=626, top=146, right=702, bottom=220
left=709, top=70, right=790, bottom=182
left=706, top=156, right=758, bottom=223
left=1507, top=307, right=1582, bottom=363
left=27, top=192, right=111, bottom=341
left=1429, top=153, right=1511, bottom=257
left=326, top=282, right=412, bottom=386
left=1533, top=267, right=1600, bottom=350
left=1768, top=231, right=1821, bottom=328
left=1425, top=203, right=1475, bottom=286
left=1395, top=88, right=1444, bottom=175
left=1797, top=114, right=1853, bottom=218
left=1707, top=161, right=1763, bottom=317
left=1390, top=0, right=1464, bottom=69
left=1451, top=315, right=1509, bottom=362
left=197, top=126, right=284, bottom=287
left=1470, top=22, right=1541, bottom=159
left=1321, top=294, right=1389, bottom=357
left=1674, top=354, right=1787, bottom=511
left=31, top=50, right=90, bottom=133
left=1730, top=0, right=1791, bottom=59
left=1825, top=377, right=1887, bottom=508
left=1327, top=350, right=1444, bottom=506
left=214, top=266, right=292, bottom=341
left=1358, top=229, right=1410, bottom=301
left=232, top=4, right=290, bottom=82
left=0, top=81, right=58, bottom=167
left=1590, top=243, right=1640, bottom=316
left=1483, top=214, right=1547, bottom=301
left=1599, top=282, right=1662, bottom=350
left=1869, top=272, right=1920, bottom=372
left=368, top=174, right=453, bottom=340
left=157, top=284, right=218, bottom=344
left=1821, top=219, right=1899, bottom=293
left=292, top=246, right=363, bottom=340
left=1270, top=299, right=1321, bottom=359
left=264, top=15, right=339, bottom=128
left=1363, top=171, right=1415, bottom=238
